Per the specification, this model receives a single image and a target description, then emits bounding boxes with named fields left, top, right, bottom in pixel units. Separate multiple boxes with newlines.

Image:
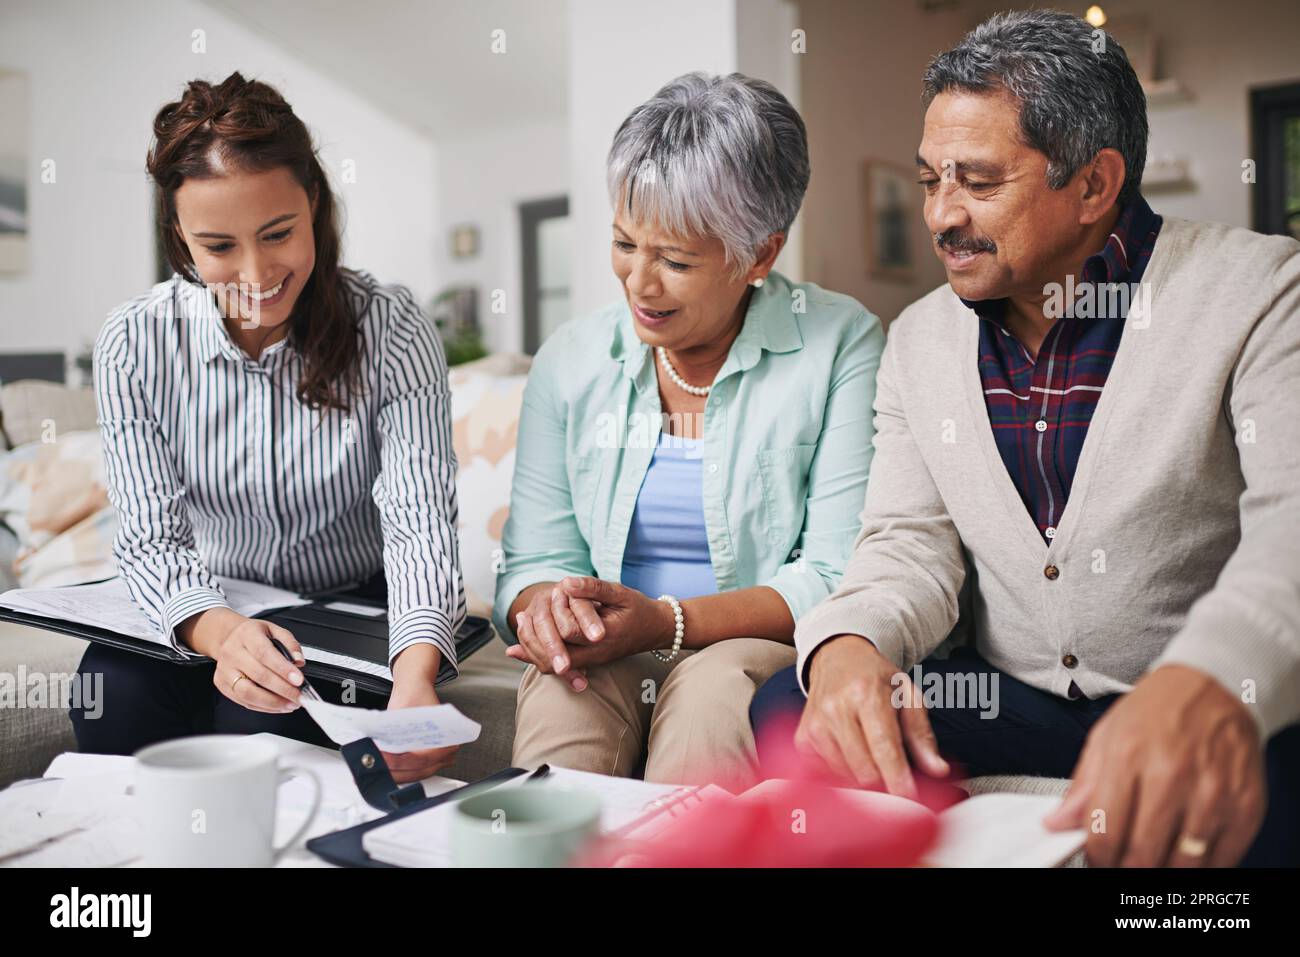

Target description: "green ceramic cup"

left=449, top=786, right=602, bottom=868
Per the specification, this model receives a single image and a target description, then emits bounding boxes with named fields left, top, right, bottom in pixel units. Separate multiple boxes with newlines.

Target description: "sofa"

left=0, top=356, right=1081, bottom=865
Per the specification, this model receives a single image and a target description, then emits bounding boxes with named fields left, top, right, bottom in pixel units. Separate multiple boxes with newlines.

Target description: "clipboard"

left=305, top=752, right=531, bottom=868
left=0, top=595, right=495, bottom=696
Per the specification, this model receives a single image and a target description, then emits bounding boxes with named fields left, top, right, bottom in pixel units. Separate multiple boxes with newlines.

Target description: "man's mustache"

left=933, top=229, right=997, bottom=254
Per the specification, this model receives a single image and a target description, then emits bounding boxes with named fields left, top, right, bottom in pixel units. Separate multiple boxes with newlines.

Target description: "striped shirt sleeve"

left=94, top=312, right=230, bottom=654
left=372, top=287, right=467, bottom=680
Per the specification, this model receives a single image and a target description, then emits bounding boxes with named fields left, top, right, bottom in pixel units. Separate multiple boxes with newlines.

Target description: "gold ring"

left=1177, top=834, right=1209, bottom=858
left=231, top=672, right=248, bottom=694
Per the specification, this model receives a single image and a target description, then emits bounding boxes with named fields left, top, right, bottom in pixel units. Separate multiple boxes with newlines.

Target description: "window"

left=520, top=196, right=571, bottom=354
left=1251, top=81, right=1300, bottom=239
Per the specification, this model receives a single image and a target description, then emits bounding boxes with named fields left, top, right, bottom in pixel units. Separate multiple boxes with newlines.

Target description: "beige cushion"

left=455, top=353, right=534, bottom=378
left=449, top=359, right=530, bottom=619
left=0, top=380, right=97, bottom=448
left=437, top=648, right=525, bottom=781
left=0, top=622, right=86, bottom=788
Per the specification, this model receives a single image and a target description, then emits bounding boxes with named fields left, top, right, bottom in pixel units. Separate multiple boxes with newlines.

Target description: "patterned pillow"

left=0, top=430, right=117, bottom=589
left=449, top=359, right=530, bottom=618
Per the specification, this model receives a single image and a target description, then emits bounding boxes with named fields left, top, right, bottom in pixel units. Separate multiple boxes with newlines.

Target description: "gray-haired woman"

left=493, top=72, right=885, bottom=789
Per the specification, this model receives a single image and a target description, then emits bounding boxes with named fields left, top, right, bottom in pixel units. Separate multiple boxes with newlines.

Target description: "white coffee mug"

left=134, top=735, right=322, bottom=867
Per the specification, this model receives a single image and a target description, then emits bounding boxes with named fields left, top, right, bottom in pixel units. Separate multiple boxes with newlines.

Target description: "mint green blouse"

left=491, top=271, right=884, bottom=640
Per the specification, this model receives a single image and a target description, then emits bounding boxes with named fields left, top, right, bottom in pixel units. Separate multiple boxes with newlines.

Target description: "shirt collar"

left=960, top=194, right=1161, bottom=324
left=609, top=270, right=805, bottom=391
left=183, top=278, right=294, bottom=365
left=1080, top=194, right=1160, bottom=287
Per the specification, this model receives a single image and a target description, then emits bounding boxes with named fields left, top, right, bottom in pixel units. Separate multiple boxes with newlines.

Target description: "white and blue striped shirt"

left=93, top=269, right=466, bottom=680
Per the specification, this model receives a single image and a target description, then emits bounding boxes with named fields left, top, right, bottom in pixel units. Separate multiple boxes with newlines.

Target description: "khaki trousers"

left=512, top=638, right=796, bottom=791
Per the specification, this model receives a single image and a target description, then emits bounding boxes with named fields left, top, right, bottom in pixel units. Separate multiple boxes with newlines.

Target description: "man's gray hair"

left=606, top=72, right=809, bottom=277
left=922, top=9, right=1148, bottom=205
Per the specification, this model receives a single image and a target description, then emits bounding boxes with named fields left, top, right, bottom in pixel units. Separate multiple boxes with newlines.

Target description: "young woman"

left=71, top=72, right=466, bottom=783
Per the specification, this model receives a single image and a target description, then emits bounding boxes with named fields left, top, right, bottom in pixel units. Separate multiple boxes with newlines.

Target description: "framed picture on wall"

left=450, top=223, right=480, bottom=259
left=863, top=159, right=917, bottom=283
left=0, top=70, right=30, bottom=275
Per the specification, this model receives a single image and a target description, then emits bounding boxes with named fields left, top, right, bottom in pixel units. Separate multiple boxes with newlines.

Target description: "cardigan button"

left=1044, top=564, right=1060, bottom=580
left=1062, top=654, right=1079, bottom=669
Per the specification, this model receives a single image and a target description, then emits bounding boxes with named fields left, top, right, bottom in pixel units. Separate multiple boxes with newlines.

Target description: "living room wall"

left=795, top=0, right=1300, bottom=327
left=0, top=0, right=439, bottom=367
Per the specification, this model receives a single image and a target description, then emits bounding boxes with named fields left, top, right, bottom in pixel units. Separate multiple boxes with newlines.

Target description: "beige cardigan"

left=795, top=217, right=1300, bottom=740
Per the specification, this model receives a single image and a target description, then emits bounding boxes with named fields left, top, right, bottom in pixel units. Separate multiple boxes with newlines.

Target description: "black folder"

left=0, top=587, right=494, bottom=696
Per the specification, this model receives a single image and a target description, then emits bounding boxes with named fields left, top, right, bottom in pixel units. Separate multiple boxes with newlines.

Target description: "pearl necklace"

left=656, top=346, right=711, bottom=396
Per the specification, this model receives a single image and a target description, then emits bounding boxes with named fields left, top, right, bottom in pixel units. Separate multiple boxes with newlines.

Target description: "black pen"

left=269, top=636, right=323, bottom=702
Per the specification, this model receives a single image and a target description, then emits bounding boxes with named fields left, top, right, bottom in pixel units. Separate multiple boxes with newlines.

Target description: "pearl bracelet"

left=652, top=594, right=685, bottom=662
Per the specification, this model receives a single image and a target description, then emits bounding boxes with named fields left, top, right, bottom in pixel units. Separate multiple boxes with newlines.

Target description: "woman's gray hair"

left=606, top=72, right=809, bottom=277
left=922, top=9, right=1148, bottom=205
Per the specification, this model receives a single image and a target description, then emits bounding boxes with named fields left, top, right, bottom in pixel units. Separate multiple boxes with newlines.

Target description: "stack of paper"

left=0, top=755, right=140, bottom=867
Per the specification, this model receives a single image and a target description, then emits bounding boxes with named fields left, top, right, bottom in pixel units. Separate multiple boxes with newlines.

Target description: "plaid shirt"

left=965, top=197, right=1162, bottom=543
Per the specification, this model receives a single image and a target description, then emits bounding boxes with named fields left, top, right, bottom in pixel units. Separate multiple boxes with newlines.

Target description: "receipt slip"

left=301, top=698, right=481, bottom=752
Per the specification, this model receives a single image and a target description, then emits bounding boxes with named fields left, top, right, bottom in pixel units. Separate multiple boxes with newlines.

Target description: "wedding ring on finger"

left=1177, top=834, right=1210, bottom=858
left=231, top=672, right=248, bottom=695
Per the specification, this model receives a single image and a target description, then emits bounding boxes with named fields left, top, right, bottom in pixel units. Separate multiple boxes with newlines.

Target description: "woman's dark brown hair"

left=148, top=71, right=360, bottom=411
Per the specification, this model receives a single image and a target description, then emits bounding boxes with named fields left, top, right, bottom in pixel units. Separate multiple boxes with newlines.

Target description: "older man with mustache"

left=752, top=9, right=1300, bottom=867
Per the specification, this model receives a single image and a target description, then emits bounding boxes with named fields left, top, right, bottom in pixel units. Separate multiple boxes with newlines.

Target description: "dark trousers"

left=751, top=647, right=1300, bottom=867
left=71, top=571, right=394, bottom=755
left=70, top=642, right=389, bottom=755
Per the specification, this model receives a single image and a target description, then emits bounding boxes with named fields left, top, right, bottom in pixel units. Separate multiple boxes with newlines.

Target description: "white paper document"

left=923, top=793, right=1086, bottom=868
left=10, top=816, right=142, bottom=868
left=0, top=575, right=310, bottom=643
left=534, top=767, right=689, bottom=831
left=43, top=752, right=136, bottom=780
left=0, top=779, right=76, bottom=861
left=0, top=579, right=159, bottom=640
left=322, top=601, right=385, bottom=617
left=1, top=765, right=137, bottom=865
left=300, top=698, right=480, bottom=752
left=0, top=575, right=391, bottom=679
left=213, top=577, right=314, bottom=618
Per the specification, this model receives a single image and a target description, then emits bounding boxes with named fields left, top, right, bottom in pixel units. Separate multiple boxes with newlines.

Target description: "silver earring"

left=751, top=277, right=765, bottom=288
